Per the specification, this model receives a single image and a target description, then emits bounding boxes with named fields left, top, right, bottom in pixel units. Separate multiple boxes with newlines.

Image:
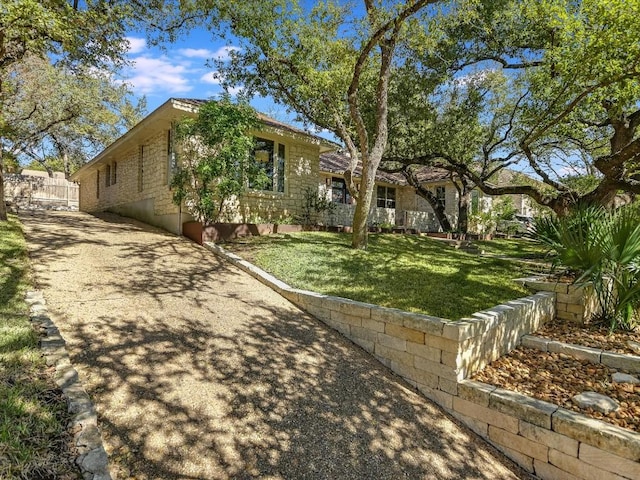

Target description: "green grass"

left=226, top=233, right=533, bottom=319
left=0, top=215, right=79, bottom=479
left=475, top=238, right=548, bottom=259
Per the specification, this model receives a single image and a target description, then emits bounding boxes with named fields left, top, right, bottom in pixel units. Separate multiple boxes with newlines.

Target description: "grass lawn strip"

left=475, top=237, right=548, bottom=259
left=226, top=233, right=531, bottom=320
left=0, top=214, right=80, bottom=479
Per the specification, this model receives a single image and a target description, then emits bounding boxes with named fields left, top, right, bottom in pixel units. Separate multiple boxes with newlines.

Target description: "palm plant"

left=533, top=204, right=640, bottom=331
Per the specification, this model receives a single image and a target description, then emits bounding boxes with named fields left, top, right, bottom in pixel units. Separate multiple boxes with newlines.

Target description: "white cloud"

left=178, top=46, right=240, bottom=61
left=125, top=56, right=193, bottom=95
left=126, top=37, right=147, bottom=55
left=200, top=72, right=221, bottom=85
left=199, top=71, right=243, bottom=95
left=178, top=48, right=215, bottom=59
left=212, top=46, right=241, bottom=61
left=225, top=85, right=243, bottom=95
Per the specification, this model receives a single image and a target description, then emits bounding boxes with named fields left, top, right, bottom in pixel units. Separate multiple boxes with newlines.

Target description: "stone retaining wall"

left=455, top=380, right=640, bottom=480
left=205, top=243, right=640, bottom=480
left=518, top=276, right=599, bottom=325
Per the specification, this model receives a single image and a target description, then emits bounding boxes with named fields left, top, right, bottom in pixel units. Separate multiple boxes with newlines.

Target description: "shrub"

left=533, top=204, right=640, bottom=331
left=170, top=97, right=266, bottom=225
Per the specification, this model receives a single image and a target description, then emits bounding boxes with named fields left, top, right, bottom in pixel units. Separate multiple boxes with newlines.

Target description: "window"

left=96, top=171, right=100, bottom=198
left=112, top=162, right=117, bottom=185
left=105, top=165, right=111, bottom=187
left=436, top=186, right=446, bottom=207
left=251, top=137, right=284, bottom=193
left=376, top=185, right=396, bottom=209
left=138, top=146, right=144, bottom=192
left=167, top=125, right=177, bottom=185
left=331, top=177, right=351, bottom=204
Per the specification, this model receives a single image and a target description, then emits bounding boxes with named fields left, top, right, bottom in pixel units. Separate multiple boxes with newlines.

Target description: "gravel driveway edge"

left=26, top=290, right=112, bottom=480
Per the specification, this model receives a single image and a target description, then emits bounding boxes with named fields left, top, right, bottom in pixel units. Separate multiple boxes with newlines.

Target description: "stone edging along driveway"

left=204, top=242, right=640, bottom=480
left=26, top=291, right=112, bottom=480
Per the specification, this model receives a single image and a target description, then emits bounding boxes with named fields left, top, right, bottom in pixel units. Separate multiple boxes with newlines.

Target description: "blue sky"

left=121, top=30, right=314, bottom=131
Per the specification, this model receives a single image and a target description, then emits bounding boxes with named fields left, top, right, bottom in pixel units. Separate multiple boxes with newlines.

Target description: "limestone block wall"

left=77, top=130, right=177, bottom=219
left=522, top=335, right=640, bottom=373
left=454, top=380, right=640, bottom=480
left=204, top=243, right=640, bottom=480
left=234, top=142, right=321, bottom=223
left=518, top=277, right=600, bottom=324
left=78, top=130, right=323, bottom=232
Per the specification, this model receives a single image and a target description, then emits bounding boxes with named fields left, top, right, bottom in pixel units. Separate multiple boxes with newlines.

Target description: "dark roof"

left=319, top=152, right=452, bottom=186
left=173, top=98, right=336, bottom=148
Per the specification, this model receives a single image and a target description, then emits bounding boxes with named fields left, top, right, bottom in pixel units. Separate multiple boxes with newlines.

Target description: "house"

left=318, top=152, right=451, bottom=231
left=71, top=98, right=336, bottom=234
left=72, top=98, right=534, bottom=235
left=318, top=152, right=535, bottom=232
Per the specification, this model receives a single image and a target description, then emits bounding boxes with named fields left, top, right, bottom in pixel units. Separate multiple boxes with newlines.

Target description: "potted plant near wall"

left=171, top=97, right=269, bottom=244
left=379, top=221, right=394, bottom=233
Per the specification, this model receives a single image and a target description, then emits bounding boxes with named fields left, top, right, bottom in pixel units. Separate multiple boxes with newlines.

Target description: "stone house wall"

left=76, top=108, right=325, bottom=234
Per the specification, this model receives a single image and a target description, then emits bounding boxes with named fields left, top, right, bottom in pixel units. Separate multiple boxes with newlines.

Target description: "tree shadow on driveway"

left=21, top=211, right=530, bottom=479
left=74, top=307, right=527, bottom=480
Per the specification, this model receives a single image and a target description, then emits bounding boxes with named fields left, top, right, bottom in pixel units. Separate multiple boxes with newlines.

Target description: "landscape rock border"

left=25, top=290, right=112, bottom=480
left=522, top=334, right=640, bottom=373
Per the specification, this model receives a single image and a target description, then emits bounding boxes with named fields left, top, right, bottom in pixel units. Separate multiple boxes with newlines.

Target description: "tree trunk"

left=351, top=161, right=378, bottom=249
left=429, top=196, right=451, bottom=232
left=458, top=191, right=470, bottom=234
left=63, top=150, right=71, bottom=180
left=397, top=168, right=453, bottom=232
left=412, top=186, right=452, bottom=231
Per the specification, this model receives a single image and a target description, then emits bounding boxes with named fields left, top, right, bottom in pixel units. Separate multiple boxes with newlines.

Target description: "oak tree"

left=149, top=0, right=440, bottom=249
left=383, top=0, right=640, bottom=217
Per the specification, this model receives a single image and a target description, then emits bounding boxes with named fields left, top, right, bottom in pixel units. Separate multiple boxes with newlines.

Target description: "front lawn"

left=0, top=215, right=79, bottom=479
left=226, top=233, right=532, bottom=319
left=475, top=238, right=548, bottom=259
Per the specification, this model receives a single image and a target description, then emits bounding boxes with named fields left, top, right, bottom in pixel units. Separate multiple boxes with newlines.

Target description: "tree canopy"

left=382, top=0, right=640, bottom=216
left=2, top=55, right=145, bottom=178
left=148, top=0, right=441, bottom=249
left=0, top=0, right=145, bottom=219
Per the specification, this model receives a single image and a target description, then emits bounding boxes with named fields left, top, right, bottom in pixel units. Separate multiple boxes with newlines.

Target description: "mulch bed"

left=472, top=321, right=640, bottom=433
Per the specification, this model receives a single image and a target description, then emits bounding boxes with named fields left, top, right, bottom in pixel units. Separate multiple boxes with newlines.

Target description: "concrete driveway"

left=21, top=211, right=531, bottom=480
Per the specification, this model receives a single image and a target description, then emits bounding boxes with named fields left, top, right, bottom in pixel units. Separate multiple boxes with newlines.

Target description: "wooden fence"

left=4, top=173, right=79, bottom=209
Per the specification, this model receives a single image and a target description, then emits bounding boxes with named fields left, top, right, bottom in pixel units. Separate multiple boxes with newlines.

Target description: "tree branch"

left=522, top=70, right=640, bottom=147
left=456, top=56, right=543, bottom=71
left=348, top=0, right=434, bottom=157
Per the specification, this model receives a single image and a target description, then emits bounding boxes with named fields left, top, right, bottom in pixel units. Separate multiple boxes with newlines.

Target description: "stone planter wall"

left=205, top=244, right=640, bottom=480
left=518, top=277, right=600, bottom=325
left=455, top=380, right=640, bottom=479
left=522, top=335, right=640, bottom=374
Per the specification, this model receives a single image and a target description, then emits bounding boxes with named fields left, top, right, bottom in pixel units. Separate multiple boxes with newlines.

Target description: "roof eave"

left=71, top=99, right=183, bottom=181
